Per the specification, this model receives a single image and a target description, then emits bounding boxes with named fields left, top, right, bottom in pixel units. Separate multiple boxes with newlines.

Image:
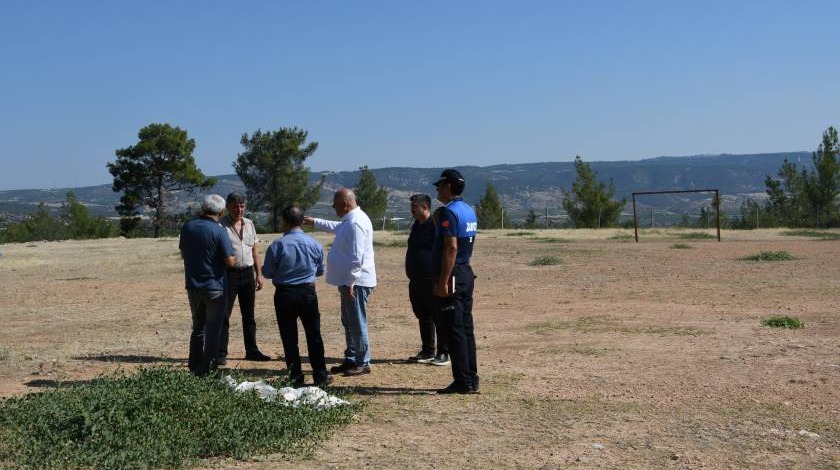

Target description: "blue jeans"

left=338, top=285, right=373, bottom=367
left=187, top=289, right=226, bottom=375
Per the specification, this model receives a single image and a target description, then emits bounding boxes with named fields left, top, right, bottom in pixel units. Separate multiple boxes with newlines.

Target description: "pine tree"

left=561, top=156, right=625, bottom=228
left=475, top=182, right=509, bottom=229
left=354, top=166, right=389, bottom=229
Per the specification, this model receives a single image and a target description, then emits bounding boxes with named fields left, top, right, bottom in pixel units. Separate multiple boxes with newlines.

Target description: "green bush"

left=505, top=231, right=535, bottom=237
left=529, top=256, right=562, bottom=266
left=0, top=367, right=357, bottom=469
left=782, top=230, right=840, bottom=240
left=670, top=243, right=692, bottom=249
left=676, top=232, right=715, bottom=239
left=738, top=251, right=796, bottom=261
left=762, top=315, right=804, bottom=329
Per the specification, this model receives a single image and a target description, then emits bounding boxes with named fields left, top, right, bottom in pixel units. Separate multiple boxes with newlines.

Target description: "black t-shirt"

left=405, top=217, right=435, bottom=280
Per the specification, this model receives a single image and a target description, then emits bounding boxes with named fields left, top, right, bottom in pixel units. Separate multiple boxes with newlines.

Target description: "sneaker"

left=430, top=353, right=450, bottom=366
left=342, top=365, right=371, bottom=377
left=330, top=361, right=355, bottom=374
left=409, top=352, right=435, bottom=363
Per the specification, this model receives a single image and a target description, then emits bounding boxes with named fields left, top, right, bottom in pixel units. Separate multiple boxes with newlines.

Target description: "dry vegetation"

left=1, top=228, right=839, bottom=469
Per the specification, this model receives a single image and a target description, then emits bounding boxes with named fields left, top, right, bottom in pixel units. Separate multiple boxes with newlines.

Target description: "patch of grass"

left=782, top=229, right=840, bottom=240
left=608, top=233, right=634, bottom=241
left=676, top=232, right=715, bottom=239
left=372, top=239, right=407, bottom=248
left=505, top=231, right=535, bottom=237
left=670, top=243, right=692, bottom=249
left=533, top=237, right=572, bottom=243
left=762, top=315, right=805, bottom=329
left=738, top=251, right=796, bottom=261
left=0, top=367, right=358, bottom=469
left=529, top=256, right=562, bottom=266
left=531, top=316, right=705, bottom=336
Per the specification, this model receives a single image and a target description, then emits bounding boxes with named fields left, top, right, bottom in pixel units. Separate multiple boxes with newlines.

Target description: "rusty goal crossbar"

left=631, top=189, right=721, bottom=242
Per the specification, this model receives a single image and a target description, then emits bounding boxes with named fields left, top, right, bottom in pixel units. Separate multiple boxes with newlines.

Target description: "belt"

left=227, top=265, right=254, bottom=272
left=274, top=283, right=316, bottom=289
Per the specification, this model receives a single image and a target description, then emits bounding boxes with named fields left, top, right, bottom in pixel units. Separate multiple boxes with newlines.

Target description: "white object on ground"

left=798, top=429, right=820, bottom=439
left=222, top=375, right=349, bottom=408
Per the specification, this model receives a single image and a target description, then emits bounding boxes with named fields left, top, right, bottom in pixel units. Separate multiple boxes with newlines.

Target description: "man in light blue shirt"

left=304, top=188, right=377, bottom=377
left=263, top=205, right=331, bottom=387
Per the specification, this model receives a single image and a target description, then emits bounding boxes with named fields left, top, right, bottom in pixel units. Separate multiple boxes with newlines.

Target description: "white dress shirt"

left=313, top=207, right=377, bottom=287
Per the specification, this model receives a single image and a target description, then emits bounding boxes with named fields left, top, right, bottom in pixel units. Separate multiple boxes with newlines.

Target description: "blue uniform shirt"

left=179, top=216, right=234, bottom=291
left=262, top=228, right=325, bottom=285
left=432, top=197, right=477, bottom=275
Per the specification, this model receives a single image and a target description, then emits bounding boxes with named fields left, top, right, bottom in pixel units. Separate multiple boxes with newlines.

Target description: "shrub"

left=782, top=230, right=840, bottom=240
left=762, top=315, right=804, bottom=329
left=676, top=232, right=715, bottom=239
left=505, top=231, right=535, bottom=237
left=0, top=367, right=357, bottom=469
left=670, top=243, right=692, bottom=249
left=738, top=251, right=796, bottom=261
left=529, top=256, right=562, bottom=266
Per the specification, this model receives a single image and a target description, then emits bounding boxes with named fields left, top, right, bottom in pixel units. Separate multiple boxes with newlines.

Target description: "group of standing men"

left=179, top=169, right=479, bottom=394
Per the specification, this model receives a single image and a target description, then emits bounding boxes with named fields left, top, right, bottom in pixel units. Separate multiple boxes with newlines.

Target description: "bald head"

left=332, top=187, right=358, bottom=217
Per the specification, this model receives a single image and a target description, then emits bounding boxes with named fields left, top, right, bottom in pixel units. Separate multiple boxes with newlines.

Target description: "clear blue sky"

left=1, top=0, right=837, bottom=190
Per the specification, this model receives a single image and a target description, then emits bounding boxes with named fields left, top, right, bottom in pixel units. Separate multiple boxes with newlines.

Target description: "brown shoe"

left=330, top=361, right=355, bottom=374
left=342, top=365, right=371, bottom=377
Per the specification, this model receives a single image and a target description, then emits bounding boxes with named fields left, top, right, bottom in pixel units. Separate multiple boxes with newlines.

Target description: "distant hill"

left=0, top=152, right=813, bottom=225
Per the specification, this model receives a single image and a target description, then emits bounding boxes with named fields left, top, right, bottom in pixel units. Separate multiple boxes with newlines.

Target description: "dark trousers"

left=221, top=266, right=259, bottom=358
left=187, top=289, right=226, bottom=375
left=409, top=278, right=447, bottom=356
left=437, top=265, right=478, bottom=388
left=274, top=284, right=328, bottom=383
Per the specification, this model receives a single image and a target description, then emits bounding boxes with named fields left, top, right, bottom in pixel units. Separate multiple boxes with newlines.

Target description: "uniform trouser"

left=274, top=284, right=328, bottom=383
left=187, top=289, right=226, bottom=375
left=408, top=278, right=447, bottom=356
left=221, top=267, right=259, bottom=358
left=437, top=265, right=478, bottom=388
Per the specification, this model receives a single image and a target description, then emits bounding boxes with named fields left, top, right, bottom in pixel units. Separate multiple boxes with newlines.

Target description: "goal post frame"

left=631, top=189, right=721, bottom=242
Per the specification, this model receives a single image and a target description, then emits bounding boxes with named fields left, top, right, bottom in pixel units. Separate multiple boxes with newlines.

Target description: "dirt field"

left=1, top=228, right=839, bottom=469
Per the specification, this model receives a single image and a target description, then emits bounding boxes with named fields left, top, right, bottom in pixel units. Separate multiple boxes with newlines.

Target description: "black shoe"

left=436, top=382, right=478, bottom=395
left=245, top=351, right=272, bottom=361
left=409, top=352, right=435, bottom=363
left=430, top=353, right=450, bottom=366
left=329, top=361, right=355, bottom=374
left=342, top=365, right=371, bottom=377
left=314, top=375, right=334, bottom=387
left=216, top=357, right=227, bottom=366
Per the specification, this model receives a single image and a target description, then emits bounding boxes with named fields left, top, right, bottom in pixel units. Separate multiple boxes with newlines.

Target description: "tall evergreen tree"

left=763, top=126, right=840, bottom=227
left=234, top=127, right=323, bottom=232
left=354, top=166, right=389, bottom=229
left=475, top=182, right=509, bottom=229
left=107, top=123, right=215, bottom=238
left=561, top=156, right=626, bottom=228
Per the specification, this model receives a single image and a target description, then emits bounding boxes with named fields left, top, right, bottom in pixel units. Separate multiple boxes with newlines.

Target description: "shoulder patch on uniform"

left=441, top=220, right=450, bottom=228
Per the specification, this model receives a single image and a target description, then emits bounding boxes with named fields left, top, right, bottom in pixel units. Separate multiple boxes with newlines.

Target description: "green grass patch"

left=781, top=229, right=840, bottom=240
left=738, top=251, right=796, bottom=261
left=676, top=232, right=715, bottom=239
left=505, top=231, right=535, bottom=237
left=372, top=239, right=407, bottom=248
left=0, top=367, right=358, bottom=469
left=762, top=315, right=805, bottom=329
left=670, top=243, right=692, bottom=249
left=608, top=233, right=634, bottom=241
left=532, top=315, right=705, bottom=336
left=529, top=256, right=562, bottom=266
left=533, top=237, right=572, bottom=243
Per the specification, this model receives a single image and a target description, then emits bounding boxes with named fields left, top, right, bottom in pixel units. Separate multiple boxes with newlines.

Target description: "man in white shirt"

left=304, top=188, right=377, bottom=377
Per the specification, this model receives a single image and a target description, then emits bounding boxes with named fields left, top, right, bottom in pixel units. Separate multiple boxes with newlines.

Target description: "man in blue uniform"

left=179, top=194, right=236, bottom=376
left=431, top=169, right=479, bottom=394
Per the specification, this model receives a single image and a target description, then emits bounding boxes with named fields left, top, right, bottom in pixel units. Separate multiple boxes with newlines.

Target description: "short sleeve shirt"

left=431, top=198, right=477, bottom=275
left=220, top=215, right=257, bottom=268
left=179, top=217, right=234, bottom=291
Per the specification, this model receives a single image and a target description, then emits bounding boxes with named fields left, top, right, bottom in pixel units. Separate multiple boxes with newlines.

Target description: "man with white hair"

left=180, top=194, right=236, bottom=375
left=304, top=188, right=377, bottom=377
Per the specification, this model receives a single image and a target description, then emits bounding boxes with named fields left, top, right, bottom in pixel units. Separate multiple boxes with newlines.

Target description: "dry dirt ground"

left=1, top=228, right=839, bottom=469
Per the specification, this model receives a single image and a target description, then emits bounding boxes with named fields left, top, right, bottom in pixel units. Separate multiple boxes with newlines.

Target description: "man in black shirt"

left=405, top=194, right=449, bottom=366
